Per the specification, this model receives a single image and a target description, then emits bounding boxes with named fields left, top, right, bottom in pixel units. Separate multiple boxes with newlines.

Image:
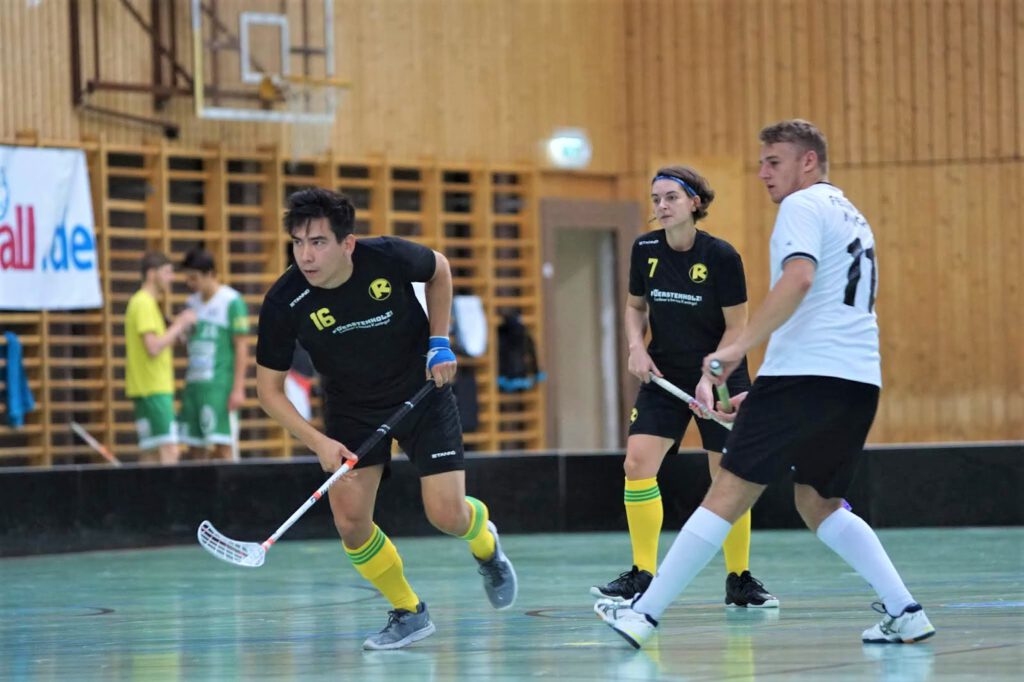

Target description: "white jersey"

left=759, top=183, right=881, bottom=386
left=184, top=285, right=249, bottom=384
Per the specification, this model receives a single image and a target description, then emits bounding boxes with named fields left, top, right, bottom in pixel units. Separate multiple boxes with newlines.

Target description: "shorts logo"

left=430, top=449, right=456, bottom=459
left=369, top=278, right=392, bottom=301
left=630, top=407, right=638, bottom=424
left=689, top=263, right=708, bottom=283
left=200, top=405, right=217, bottom=435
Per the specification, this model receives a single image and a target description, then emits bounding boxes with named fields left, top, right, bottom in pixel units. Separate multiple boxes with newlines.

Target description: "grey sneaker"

left=476, top=521, right=518, bottom=609
left=362, top=602, right=436, bottom=650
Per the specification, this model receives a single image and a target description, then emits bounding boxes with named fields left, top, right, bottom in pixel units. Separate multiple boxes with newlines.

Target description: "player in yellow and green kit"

left=125, top=252, right=196, bottom=464
left=178, top=248, right=250, bottom=461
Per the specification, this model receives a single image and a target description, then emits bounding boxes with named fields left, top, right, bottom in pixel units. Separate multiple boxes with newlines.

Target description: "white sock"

left=816, top=507, right=915, bottom=616
left=633, top=506, right=732, bottom=620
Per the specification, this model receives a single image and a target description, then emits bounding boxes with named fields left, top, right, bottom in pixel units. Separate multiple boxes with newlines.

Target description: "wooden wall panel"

left=0, top=0, right=628, bottom=173
left=619, top=0, right=1023, bottom=444
left=2, top=0, right=1022, bottom=447
left=0, top=138, right=544, bottom=464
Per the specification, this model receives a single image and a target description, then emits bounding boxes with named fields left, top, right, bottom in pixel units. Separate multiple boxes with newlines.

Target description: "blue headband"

left=652, top=174, right=698, bottom=198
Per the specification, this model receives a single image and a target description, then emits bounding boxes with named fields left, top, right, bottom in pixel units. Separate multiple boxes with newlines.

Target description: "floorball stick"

left=648, top=373, right=733, bottom=431
left=198, top=381, right=437, bottom=568
left=708, top=359, right=734, bottom=414
left=70, top=421, right=122, bottom=466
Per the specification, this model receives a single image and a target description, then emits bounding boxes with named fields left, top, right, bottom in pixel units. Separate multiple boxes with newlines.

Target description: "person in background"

left=179, top=248, right=250, bottom=460
left=591, top=166, right=777, bottom=610
left=124, top=251, right=195, bottom=464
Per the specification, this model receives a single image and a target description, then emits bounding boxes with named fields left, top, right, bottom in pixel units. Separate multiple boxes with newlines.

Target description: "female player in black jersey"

left=255, top=188, right=517, bottom=650
left=591, top=166, right=777, bottom=609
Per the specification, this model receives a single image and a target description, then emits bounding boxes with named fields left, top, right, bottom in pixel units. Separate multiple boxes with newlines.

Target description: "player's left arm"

left=229, top=298, right=251, bottom=411
left=229, top=335, right=249, bottom=410
left=704, top=258, right=815, bottom=381
left=424, top=250, right=457, bottom=387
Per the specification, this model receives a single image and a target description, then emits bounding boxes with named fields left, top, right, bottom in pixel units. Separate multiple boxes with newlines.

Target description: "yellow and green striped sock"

left=344, top=525, right=419, bottom=612
left=460, top=496, right=496, bottom=560
left=624, top=477, right=663, bottom=574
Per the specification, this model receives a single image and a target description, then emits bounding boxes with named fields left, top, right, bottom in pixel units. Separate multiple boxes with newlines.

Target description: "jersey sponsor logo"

left=368, top=278, right=392, bottom=301
left=637, top=239, right=659, bottom=246
left=650, top=288, right=703, bottom=306
left=331, top=310, right=394, bottom=335
left=689, top=263, right=708, bottom=283
left=430, top=449, right=456, bottom=459
left=630, top=407, right=638, bottom=424
left=289, top=289, right=311, bottom=307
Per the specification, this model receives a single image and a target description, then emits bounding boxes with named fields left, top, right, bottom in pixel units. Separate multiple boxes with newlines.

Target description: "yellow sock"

left=344, top=525, right=419, bottom=612
left=624, top=477, right=662, bottom=573
left=460, top=496, right=496, bottom=560
left=723, top=509, right=752, bottom=575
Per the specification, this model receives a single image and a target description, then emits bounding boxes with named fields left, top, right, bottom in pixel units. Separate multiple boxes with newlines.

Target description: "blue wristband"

left=426, top=336, right=456, bottom=370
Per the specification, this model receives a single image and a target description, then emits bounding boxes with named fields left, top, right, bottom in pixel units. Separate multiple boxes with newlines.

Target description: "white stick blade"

left=197, top=520, right=266, bottom=568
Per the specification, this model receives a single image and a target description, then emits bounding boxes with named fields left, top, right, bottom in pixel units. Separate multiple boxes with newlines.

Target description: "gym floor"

left=2, top=527, right=1021, bottom=680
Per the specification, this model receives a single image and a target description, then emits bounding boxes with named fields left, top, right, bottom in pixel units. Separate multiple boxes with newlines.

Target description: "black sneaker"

left=590, top=566, right=653, bottom=602
left=725, top=571, right=779, bottom=608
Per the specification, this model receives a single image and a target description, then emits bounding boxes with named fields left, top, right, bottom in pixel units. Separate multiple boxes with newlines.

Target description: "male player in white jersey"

left=595, top=119, right=935, bottom=648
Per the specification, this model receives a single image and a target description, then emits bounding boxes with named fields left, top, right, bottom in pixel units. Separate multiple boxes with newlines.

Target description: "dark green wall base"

left=1, top=444, right=1020, bottom=557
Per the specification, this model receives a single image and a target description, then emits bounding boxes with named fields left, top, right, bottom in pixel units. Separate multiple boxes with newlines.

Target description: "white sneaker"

left=862, top=603, right=936, bottom=644
left=594, top=598, right=658, bottom=649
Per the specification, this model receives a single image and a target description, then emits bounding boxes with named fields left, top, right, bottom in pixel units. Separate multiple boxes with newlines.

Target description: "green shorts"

left=178, top=382, right=238, bottom=447
left=133, top=394, right=178, bottom=450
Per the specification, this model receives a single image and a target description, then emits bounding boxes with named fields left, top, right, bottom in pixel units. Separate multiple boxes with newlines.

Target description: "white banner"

left=0, top=146, right=102, bottom=310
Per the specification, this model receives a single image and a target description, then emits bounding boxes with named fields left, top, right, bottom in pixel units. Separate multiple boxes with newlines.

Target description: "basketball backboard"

left=190, top=0, right=343, bottom=124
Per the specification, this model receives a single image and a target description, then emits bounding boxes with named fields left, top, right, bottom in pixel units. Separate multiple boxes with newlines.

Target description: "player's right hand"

left=176, top=307, right=198, bottom=327
left=702, top=345, right=743, bottom=384
left=314, top=437, right=358, bottom=475
left=628, top=348, right=660, bottom=382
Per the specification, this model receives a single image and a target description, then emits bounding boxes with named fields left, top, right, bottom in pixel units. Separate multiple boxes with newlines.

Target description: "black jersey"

left=628, top=229, right=747, bottom=373
left=256, top=236, right=435, bottom=411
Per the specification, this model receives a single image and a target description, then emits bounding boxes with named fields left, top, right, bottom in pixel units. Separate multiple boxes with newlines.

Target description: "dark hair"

left=140, top=251, right=171, bottom=278
left=284, top=187, right=356, bottom=241
left=759, top=119, right=829, bottom=174
left=180, top=248, right=216, bottom=274
left=652, top=165, right=716, bottom=222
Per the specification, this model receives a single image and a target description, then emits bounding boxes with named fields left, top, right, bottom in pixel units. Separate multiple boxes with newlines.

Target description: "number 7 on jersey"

left=648, top=257, right=658, bottom=277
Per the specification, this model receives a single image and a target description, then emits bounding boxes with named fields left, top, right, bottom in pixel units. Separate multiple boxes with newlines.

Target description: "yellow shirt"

left=125, top=289, right=173, bottom=397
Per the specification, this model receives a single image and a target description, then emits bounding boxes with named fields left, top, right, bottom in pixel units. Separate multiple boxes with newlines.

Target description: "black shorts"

left=325, top=385, right=465, bottom=477
left=720, top=375, right=879, bottom=498
left=628, top=363, right=751, bottom=455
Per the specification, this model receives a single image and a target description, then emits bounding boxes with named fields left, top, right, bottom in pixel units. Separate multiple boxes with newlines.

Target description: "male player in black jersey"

left=591, top=166, right=777, bottom=609
left=255, top=187, right=517, bottom=650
